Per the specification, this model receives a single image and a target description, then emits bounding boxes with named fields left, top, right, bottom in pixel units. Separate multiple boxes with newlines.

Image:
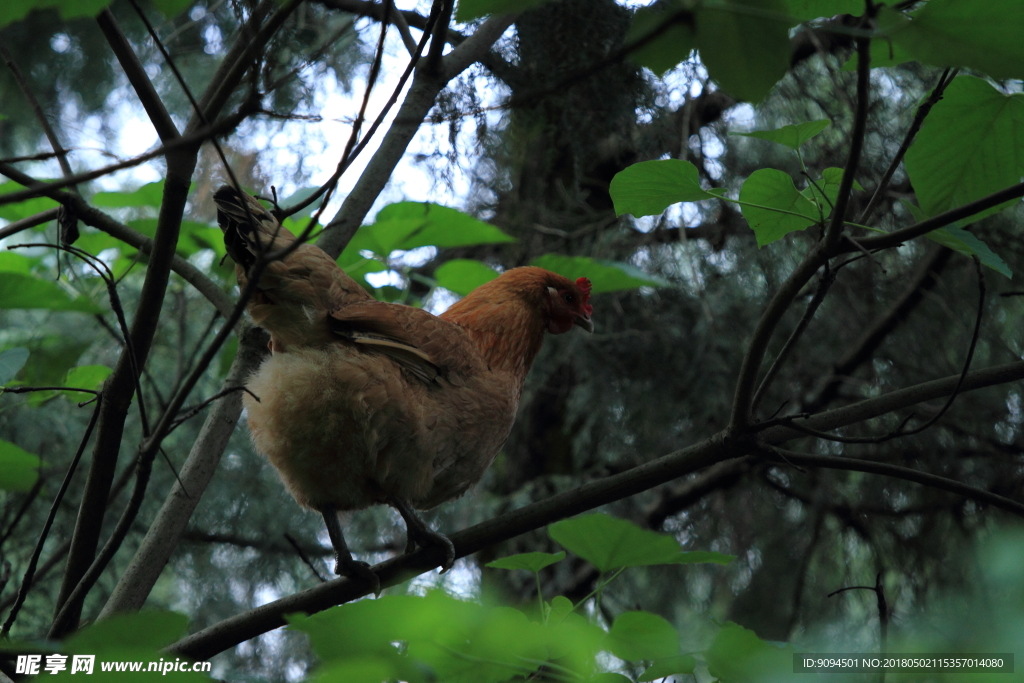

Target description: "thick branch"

left=317, top=12, right=517, bottom=258
left=96, top=9, right=179, bottom=142
left=168, top=434, right=730, bottom=660
left=167, top=354, right=1024, bottom=660
left=99, top=326, right=268, bottom=617
left=859, top=181, right=1024, bottom=251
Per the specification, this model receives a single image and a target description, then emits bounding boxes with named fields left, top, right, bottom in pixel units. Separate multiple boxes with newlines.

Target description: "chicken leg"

left=319, top=505, right=381, bottom=596
left=388, top=496, right=457, bottom=573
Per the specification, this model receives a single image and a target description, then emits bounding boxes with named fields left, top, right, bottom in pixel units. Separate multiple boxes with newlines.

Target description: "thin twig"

left=0, top=45, right=76, bottom=184
left=1, top=400, right=101, bottom=637
left=824, top=27, right=871, bottom=250
left=0, top=209, right=59, bottom=242
left=752, top=265, right=834, bottom=415
left=761, top=446, right=1024, bottom=518
left=858, top=68, right=957, bottom=225
left=281, top=0, right=441, bottom=219
left=167, top=386, right=259, bottom=434
left=284, top=533, right=327, bottom=583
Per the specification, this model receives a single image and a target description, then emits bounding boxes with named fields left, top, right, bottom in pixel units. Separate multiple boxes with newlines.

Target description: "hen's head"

left=542, top=273, right=594, bottom=334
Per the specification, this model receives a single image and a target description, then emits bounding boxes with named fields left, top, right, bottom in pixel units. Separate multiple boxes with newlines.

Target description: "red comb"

left=575, top=277, right=593, bottom=315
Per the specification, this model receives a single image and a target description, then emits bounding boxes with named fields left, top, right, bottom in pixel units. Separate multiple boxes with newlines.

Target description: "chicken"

left=214, top=186, right=593, bottom=590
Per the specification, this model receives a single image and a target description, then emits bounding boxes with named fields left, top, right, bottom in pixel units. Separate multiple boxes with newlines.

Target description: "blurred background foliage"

left=1, top=0, right=1023, bottom=680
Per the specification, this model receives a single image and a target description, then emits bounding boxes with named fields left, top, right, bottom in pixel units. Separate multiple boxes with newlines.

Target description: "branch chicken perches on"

left=214, top=186, right=593, bottom=592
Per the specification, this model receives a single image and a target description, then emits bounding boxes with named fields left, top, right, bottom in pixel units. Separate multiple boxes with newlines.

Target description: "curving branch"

left=167, top=357, right=1024, bottom=659
left=761, top=447, right=1024, bottom=517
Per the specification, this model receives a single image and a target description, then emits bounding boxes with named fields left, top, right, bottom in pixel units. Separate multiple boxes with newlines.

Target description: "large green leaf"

left=0, top=439, right=40, bottom=491
left=903, top=199, right=1012, bottom=279
left=626, top=2, right=696, bottom=76
left=886, top=0, right=1024, bottom=81
left=0, top=252, right=37, bottom=274
left=705, top=622, right=793, bottom=683
left=151, top=0, right=194, bottom=17
left=783, top=0, right=862, bottom=21
left=0, top=273, right=102, bottom=313
left=0, top=181, right=60, bottom=222
left=0, top=347, right=29, bottom=386
left=530, top=254, right=667, bottom=293
left=434, top=259, right=500, bottom=296
left=803, top=167, right=864, bottom=218
left=65, top=611, right=189, bottom=653
left=0, top=0, right=114, bottom=28
left=454, top=0, right=546, bottom=22
left=904, top=76, right=1024, bottom=222
left=92, top=181, right=164, bottom=208
left=486, top=551, right=565, bottom=573
left=639, top=655, right=698, bottom=681
left=548, top=513, right=734, bottom=572
left=606, top=611, right=679, bottom=661
left=738, top=168, right=819, bottom=246
left=733, top=119, right=830, bottom=150
left=927, top=228, right=1012, bottom=279
left=695, top=0, right=792, bottom=103
left=357, top=202, right=515, bottom=257
left=610, top=159, right=714, bottom=217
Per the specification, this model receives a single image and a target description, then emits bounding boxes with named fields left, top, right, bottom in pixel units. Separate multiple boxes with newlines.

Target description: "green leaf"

left=738, top=168, right=819, bottom=246
left=928, top=227, right=1012, bottom=279
left=359, top=202, right=515, bottom=257
left=588, top=675, right=632, bottom=683
left=904, top=76, right=1024, bottom=222
left=0, top=253, right=36, bottom=275
left=639, top=654, right=698, bottom=681
left=0, top=439, right=40, bottom=492
left=695, top=0, right=791, bottom=103
left=92, top=181, right=164, bottom=208
left=705, top=622, right=793, bottom=683
left=803, top=167, right=864, bottom=217
left=733, top=119, right=830, bottom=150
left=0, top=273, right=103, bottom=313
left=65, top=611, right=190, bottom=653
left=455, top=0, right=547, bottom=22
left=434, top=259, right=500, bottom=296
left=610, top=159, right=713, bottom=217
left=886, top=0, right=1024, bottom=81
left=0, top=348, right=29, bottom=386
left=530, top=254, right=668, bottom=293
left=783, top=0, right=863, bottom=21
left=74, top=230, right=123, bottom=256
left=311, top=658, right=397, bottom=683
left=548, top=512, right=732, bottom=572
left=549, top=595, right=574, bottom=622
left=151, top=0, right=194, bottom=17
left=626, top=3, right=695, bottom=76
left=606, top=611, right=679, bottom=661
left=486, top=551, right=566, bottom=573
left=61, top=365, right=112, bottom=397
left=0, top=181, right=60, bottom=222
left=0, top=0, right=113, bottom=27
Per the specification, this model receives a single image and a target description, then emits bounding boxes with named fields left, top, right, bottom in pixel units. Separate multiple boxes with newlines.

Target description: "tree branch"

left=99, top=326, right=268, bottom=617
left=761, top=448, right=1024, bottom=518
left=317, top=11, right=518, bottom=258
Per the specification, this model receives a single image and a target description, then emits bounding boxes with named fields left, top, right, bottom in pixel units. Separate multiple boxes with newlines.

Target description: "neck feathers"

left=441, top=287, right=547, bottom=387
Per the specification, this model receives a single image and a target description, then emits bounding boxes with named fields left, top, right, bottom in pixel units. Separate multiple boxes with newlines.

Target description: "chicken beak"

left=573, top=313, right=594, bottom=333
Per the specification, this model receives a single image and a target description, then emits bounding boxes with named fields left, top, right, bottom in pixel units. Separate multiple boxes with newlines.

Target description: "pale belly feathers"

left=243, top=344, right=517, bottom=511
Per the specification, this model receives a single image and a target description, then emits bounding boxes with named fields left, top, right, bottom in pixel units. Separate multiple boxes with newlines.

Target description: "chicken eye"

left=563, top=292, right=574, bottom=304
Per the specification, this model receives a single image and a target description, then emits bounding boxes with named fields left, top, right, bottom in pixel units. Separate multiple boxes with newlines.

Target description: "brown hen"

left=215, top=186, right=593, bottom=590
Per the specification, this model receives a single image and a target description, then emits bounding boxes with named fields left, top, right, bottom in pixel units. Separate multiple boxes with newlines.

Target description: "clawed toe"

left=408, top=527, right=456, bottom=573
left=335, top=557, right=381, bottom=596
